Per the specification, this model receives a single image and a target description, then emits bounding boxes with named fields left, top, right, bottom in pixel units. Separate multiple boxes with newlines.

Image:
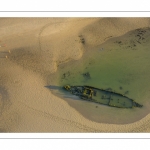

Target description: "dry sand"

left=0, top=17, right=150, bottom=132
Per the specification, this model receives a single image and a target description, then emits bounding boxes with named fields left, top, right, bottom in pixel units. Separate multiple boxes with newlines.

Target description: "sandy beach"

left=0, top=17, right=150, bottom=132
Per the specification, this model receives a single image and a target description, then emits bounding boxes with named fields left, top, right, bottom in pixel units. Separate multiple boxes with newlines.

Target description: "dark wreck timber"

left=64, top=85, right=143, bottom=108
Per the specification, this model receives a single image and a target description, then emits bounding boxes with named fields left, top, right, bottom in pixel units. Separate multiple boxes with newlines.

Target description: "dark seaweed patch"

left=113, top=27, right=150, bottom=51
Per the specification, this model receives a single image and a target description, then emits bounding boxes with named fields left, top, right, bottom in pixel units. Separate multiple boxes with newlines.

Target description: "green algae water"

left=50, top=27, right=150, bottom=124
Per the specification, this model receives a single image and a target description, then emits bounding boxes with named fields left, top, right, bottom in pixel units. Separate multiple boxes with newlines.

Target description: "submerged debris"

left=119, top=86, right=123, bottom=90
left=124, top=91, right=129, bottom=95
left=82, top=72, right=91, bottom=79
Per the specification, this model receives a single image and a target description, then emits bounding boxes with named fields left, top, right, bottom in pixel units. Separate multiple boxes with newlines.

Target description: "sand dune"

left=0, top=18, right=150, bottom=132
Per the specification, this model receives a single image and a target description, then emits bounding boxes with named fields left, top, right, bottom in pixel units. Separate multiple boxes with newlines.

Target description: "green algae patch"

left=51, top=27, right=150, bottom=124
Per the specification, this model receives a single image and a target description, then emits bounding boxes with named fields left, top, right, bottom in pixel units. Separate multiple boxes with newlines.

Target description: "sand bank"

left=0, top=18, right=150, bottom=132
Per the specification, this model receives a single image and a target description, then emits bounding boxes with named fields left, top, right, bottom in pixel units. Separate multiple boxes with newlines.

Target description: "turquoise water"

left=51, top=27, right=150, bottom=124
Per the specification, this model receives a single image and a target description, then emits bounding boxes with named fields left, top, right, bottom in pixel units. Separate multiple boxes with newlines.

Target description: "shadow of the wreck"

left=45, top=85, right=80, bottom=100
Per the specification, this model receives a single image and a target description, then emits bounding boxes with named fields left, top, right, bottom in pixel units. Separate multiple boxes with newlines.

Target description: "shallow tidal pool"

left=50, top=27, right=150, bottom=124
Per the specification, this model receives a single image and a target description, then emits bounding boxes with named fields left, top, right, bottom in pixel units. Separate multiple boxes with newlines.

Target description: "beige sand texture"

left=0, top=17, right=150, bottom=132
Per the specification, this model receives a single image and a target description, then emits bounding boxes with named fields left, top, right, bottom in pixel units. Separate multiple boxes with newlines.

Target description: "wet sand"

left=0, top=18, right=150, bottom=132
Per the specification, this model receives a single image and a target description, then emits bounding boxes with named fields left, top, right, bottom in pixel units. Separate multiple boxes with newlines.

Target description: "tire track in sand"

left=17, top=100, right=102, bottom=132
